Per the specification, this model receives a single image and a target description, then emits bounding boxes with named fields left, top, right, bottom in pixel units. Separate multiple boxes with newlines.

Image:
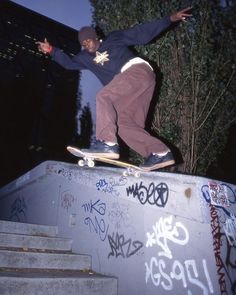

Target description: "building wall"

left=0, top=161, right=235, bottom=295
left=0, top=1, right=82, bottom=186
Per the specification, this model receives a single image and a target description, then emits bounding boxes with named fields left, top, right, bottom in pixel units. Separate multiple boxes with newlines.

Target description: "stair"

left=0, top=220, right=117, bottom=295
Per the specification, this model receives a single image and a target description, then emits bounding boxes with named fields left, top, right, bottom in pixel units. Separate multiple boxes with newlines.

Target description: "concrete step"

left=0, top=220, right=57, bottom=237
left=0, top=232, right=72, bottom=252
left=0, top=270, right=117, bottom=295
left=0, top=250, right=91, bottom=271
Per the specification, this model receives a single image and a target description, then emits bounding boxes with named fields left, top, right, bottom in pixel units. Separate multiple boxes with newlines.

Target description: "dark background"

left=0, top=0, right=81, bottom=186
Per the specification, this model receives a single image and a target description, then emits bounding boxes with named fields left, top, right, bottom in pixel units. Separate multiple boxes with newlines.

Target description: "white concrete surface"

left=0, top=160, right=235, bottom=295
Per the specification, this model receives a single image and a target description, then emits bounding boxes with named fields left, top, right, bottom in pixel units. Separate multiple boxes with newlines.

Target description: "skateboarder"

left=36, top=7, right=192, bottom=170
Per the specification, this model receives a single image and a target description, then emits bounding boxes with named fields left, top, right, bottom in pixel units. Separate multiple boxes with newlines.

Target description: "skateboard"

left=67, top=146, right=143, bottom=177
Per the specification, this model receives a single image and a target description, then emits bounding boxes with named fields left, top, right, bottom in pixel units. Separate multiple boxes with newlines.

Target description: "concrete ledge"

left=0, top=233, right=72, bottom=251
left=0, top=220, right=58, bottom=237
left=0, top=250, right=91, bottom=270
left=0, top=270, right=117, bottom=295
left=0, top=160, right=235, bottom=295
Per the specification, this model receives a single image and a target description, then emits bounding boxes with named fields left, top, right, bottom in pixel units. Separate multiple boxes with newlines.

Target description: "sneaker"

left=140, top=152, right=175, bottom=171
left=81, top=140, right=120, bottom=159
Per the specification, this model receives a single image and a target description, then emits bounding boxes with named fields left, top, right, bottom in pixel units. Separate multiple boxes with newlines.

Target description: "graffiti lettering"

left=108, top=202, right=132, bottom=230
left=46, top=163, right=95, bottom=186
left=223, top=215, right=236, bottom=246
left=170, top=260, right=187, bottom=288
left=208, top=182, right=229, bottom=207
left=9, top=196, right=27, bottom=221
left=201, top=183, right=236, bottom=220
left=145, top=216, right=214, bottom=293
left=145, top=257, right=173, bottom=289
left=185, top=260, right=213, bottom=294
left=82, top=199, right=106, bottom=215
left=96, top=176, right=127, bottom=196
left=83, top=199, right=108, bottom=242
left=96, top=179, right=112, bottom=193
left=210, top=205, right=227, bottom=294
left=58, top=168, right=73, bottom=181
left=108, top=232, right=143, bottom=259
left=109, top=176, right=127, bottom=187
left=126, top=181, right=169, bottom=207
left=84, top=216, right=108, bottom=242
left=61, top=190, right=75, bottom=211
left=145, top=258, right=214, bottom=294
left=146, top=215, right=189, bottom=259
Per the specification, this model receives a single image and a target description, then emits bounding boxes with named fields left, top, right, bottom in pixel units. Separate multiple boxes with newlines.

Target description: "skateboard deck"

left=67, top=146, right=143, bottom=177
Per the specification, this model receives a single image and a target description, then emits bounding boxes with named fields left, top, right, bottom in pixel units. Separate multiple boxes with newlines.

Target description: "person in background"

left=36, top=7, right=192, bottom=170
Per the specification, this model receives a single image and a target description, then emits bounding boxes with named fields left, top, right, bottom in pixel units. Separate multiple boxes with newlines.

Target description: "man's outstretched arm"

left=36, top=38, right=84, bottom=71
left=117, top=7, right=192, bottom=46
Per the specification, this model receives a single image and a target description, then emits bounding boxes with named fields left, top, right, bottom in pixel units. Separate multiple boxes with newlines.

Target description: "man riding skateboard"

left=37, top=7, right=192, bottom=170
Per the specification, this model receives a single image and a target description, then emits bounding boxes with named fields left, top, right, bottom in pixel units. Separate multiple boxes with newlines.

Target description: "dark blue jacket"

left=51, top=16, right=171, bottom=85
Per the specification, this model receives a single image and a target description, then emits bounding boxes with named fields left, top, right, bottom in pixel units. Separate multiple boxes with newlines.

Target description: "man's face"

left=82, top=38, right=100, bottom=53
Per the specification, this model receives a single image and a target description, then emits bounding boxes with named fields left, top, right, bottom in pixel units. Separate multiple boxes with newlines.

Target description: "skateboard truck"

left=78, top=156, right=95, bottom=168
left=123, top=167, right=141, bottom=178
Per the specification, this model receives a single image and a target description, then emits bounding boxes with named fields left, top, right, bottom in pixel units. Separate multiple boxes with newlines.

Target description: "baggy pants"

left=96, top=62, right=168, bottom=158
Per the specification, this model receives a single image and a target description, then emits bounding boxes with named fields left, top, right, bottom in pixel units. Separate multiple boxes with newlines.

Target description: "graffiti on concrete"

left=201, top=182, right=236, bottom=294
left=96, top=178, right=117, bottom=195
left=84, top=216, right=108, bottom=241
left=145, top=215, right=214, bottom=293
left=108, top=202, right=132, bottom=230
left=201, top=183, right=236, bottom=219
left=223, top=215, right=236, bottom=247
left=208, top=182, right=230, bottom=207
left=46, top=163, right=95, bottom=186
left=60, top=189, right=76, bottom=211
left=145, top=258, right=213, bottom=293
left=108, top=232, right=143, bottom=259
left=57, top=167, right=73, bottom=181
left=82, top=199, right=109, bottom=242
left=109, top=176, right=127, bottom=187
left=96, top=176, right=127, bottom=196
left=224, top=236, right=236, bottom=295
left=9, top=196, right=27, bottom=222
left=146, top=215, right=189, bottom=259
left=210, top=204, right=225, bottom=292
left=210, top=204, right=235, bottom=295
left=126, top=181, right=169, bottom=207
left=82, top=199, right=106, bottom=215
left=46, top=163, right=59, bottom=174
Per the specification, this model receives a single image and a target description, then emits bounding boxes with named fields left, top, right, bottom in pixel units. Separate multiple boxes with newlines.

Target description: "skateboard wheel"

left=134, top=171, right=141, bottom=178
left=123, top=171, right=128, bottom=177
left=88, top=159, right=95, bottom=167
left=78, top=159, right=85, bottom=166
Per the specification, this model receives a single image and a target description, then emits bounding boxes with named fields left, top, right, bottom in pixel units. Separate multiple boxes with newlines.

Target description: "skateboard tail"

left=67, top=146, right=84, bottom=157
left=142, top=159, right=175, bottom=171
left=67, top=146, right=119, bottom=160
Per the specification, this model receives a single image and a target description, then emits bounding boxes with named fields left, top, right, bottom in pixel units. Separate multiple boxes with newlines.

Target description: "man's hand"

left=36, top=38, right=53, bottom=54
left=170, top=7, right=192, bottom=22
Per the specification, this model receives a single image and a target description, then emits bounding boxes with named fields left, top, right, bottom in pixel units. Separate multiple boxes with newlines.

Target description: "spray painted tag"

left=208, top=182, right=229, bottom=207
